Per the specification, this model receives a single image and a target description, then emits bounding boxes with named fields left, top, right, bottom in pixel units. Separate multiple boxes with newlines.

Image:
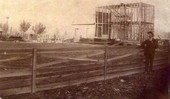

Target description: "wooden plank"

left=0, top=52, right=31, bottom=55
left=0, top=51, right=166, bottom=78
left=0, top=62, right=138, bottom=83
left=54, top=57, right=100, bottom=62
left=37, top=60, right=167, bottom=77
left=31, top=48, right=37, bottom=93
left=37, top=60, right=70, bottom=68
left=38, top=48, right=142, bottom=69
left=107, top=51, right=141, bottom=62
left=104, top=44, right=107, bottom=80
left=0, top=61, right=167, bottom=90
left=0, top=63, right=142, bottom=89
left=168, top=45, right=170, bottom=65
left=0, top=65, right=28, bottom=69
left=0, top=87, right=31, bottom=96
left=0, top=69, right=30, bottom=78
left=0, top=79, right=30, bottom=90
left=0, top=62, right=100, bottom=78
left=37, top=50, right=104, bottom=68
left=0, top=48, right=32, bottom=52
left=0, top=63, right=167, bottom=96
left=38, top=48, right=101, bottom=52
left=37, top=50, right=102, bottom=54
left=0, top=55, right=31, bottom=62
left=0, top=53, right=167, bottom=79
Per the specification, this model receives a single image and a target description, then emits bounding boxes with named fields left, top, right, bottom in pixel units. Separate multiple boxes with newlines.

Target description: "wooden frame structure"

left=95, top=2, right=154, bottom=41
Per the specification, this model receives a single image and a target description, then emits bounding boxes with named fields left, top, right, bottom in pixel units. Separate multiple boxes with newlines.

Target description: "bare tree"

left=3, top=24, right=8, bottom=34
left=55, top=28, right=60, bottom=40
left=20, top=20, right=31, bottom=36
left=0, top=23, right=9, bottom=33
left=0, top=23, right=9, bottom=38
left=32, top=23, right=46, bottom=35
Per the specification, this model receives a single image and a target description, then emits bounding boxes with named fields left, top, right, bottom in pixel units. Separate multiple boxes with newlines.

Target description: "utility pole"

left=5, top=17, right=9, bottom=37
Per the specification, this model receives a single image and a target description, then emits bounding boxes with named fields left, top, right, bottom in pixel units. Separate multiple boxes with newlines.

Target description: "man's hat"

left=147, top=31, right=154, bottom=36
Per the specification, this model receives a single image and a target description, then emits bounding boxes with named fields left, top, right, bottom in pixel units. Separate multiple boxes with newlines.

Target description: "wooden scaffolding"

left=95, top=2, right=154, bottom=41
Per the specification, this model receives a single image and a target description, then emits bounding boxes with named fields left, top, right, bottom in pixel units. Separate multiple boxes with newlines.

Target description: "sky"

left=0, top=0, right=170, bottom=37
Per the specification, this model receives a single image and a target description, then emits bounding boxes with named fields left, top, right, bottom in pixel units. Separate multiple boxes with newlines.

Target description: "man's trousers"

left=145, top=54, right=154, bottom=72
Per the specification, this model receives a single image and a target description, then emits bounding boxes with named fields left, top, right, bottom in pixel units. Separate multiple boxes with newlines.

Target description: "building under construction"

left=95, top=2, right=154, bottom=42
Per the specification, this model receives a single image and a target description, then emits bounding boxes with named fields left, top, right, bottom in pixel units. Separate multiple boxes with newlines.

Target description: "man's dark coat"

left=142, top=39, right=158, bottom=56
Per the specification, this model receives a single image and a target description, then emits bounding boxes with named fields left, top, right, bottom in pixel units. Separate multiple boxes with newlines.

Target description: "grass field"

left=0, top=42, right=141, bottom=68
left=0, top=42, right=103, bottom=49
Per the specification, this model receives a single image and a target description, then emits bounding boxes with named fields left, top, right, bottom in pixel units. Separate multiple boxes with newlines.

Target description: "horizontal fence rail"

left=0, top=44, right=169, bottom=96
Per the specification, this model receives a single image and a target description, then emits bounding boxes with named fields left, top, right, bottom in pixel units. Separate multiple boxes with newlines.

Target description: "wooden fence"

left=0, top=44, right=169, bottom=96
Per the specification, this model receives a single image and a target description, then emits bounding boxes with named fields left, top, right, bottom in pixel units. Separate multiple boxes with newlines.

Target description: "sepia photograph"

left=0, top=0, right=170, bottom=99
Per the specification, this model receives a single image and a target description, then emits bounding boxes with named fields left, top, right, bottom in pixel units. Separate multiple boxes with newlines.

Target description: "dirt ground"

left=2, top=68, right=169, bottom=99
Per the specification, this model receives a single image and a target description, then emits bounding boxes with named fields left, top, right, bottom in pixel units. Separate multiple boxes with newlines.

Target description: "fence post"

left=168, top=44, right=170, bottom=65
left=31, top=48, right=37, bottom=93
left=104, top=43, right=108, bottom=80
left=168, top=43, right=170, bottom=97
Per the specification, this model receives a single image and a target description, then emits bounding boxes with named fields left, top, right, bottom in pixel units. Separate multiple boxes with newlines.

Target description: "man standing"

left=142, top=31, right=158, bottom=73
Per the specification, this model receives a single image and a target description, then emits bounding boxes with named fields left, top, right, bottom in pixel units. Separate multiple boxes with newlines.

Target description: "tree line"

left=0, top=20, right=46, bottom=37
left=20, top=20, right=46, bottom=36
